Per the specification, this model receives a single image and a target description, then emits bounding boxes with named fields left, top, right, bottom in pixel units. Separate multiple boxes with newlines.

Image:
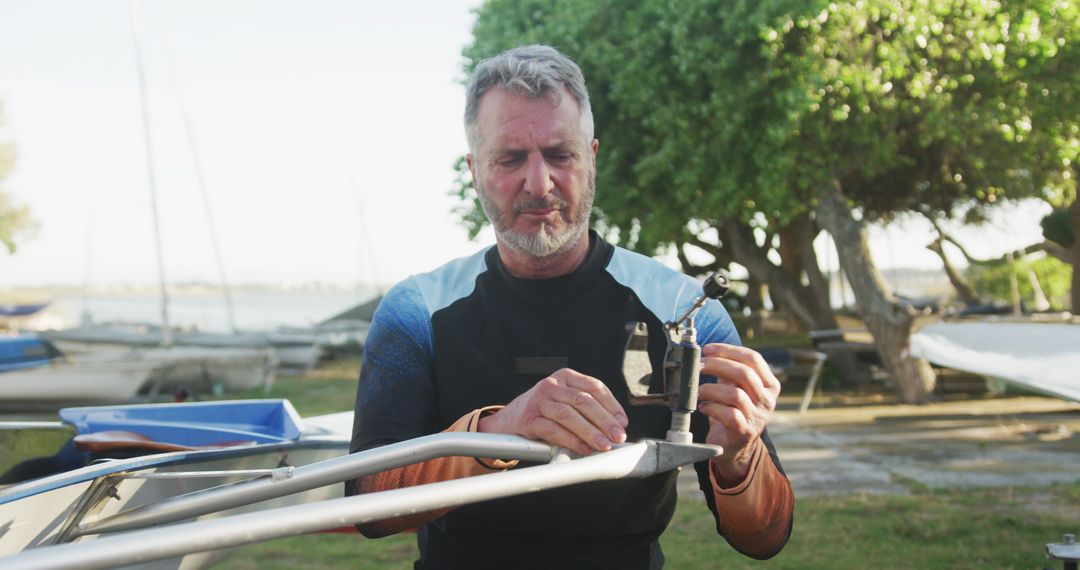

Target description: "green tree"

left=0, top=103, right=35, bottom=254
left=459, top=0, right=1079, bottom=403
left=966, top=254, right=1071, bottom=310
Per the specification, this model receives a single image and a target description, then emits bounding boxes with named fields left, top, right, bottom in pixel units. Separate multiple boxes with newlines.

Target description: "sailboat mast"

left=338, top=137, right=382, bottom=299
left=129, top=0, right=173, bottom=346
left=172, top=70, right=239, bottom=333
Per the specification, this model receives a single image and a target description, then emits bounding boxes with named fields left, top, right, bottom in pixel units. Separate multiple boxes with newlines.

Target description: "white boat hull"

left=911, top=320, right=1080, bottom=403
left=0, top=358, right=157, bottom=404
left=140, top=347, right=276, bottom=394
left=45, top=328, right=322, bottom=372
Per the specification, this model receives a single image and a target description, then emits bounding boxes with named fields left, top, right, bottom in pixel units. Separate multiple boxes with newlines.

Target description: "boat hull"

left=0, top=434, right=348, bottom=569
left=0, top=358, right=157, bottom=405
left=911, top=320, right=1080, bottom=403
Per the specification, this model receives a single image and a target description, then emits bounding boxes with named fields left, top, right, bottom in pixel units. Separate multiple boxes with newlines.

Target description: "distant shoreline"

left=0, top=282, right=383, bottom=302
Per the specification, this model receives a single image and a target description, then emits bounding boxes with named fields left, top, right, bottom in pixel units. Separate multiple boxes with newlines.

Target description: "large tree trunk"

left=720, top=223, right=819, bottom=331
left=814, top=182, right=937, bottom=404
left=744, top=276, right=767, bottom=339
left=781, top=214, right=867, bottom=386
left=781, top=213, right=836, bottom=325
left=719, top=218, right=867, bottom=386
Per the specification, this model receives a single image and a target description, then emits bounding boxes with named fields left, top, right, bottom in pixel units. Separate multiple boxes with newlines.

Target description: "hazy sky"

left=0, top=1, right=1051, bottom=290
left=0, top=0, right=493, bottom=289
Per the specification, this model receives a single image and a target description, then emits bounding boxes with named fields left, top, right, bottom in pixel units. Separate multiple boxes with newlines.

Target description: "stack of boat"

left=0, top=335, right=275, bottom=407
left=40, top=323, right=321, bottom=372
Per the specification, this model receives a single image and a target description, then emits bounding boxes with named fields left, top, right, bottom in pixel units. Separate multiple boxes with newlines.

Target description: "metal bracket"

left=1047, top=533, right=1080, bottom=570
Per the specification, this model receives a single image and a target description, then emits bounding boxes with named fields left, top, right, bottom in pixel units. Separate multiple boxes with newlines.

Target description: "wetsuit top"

left=349, top=231, right=790, bottom=569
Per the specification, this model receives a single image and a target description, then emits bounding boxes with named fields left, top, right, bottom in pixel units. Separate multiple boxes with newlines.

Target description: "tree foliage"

left=1042, top=208, right=1075, bottom=249
left=460, top=1, right=1079, bottom=399
left=460, top=0, right=1078, bottom=251
left=966, top=254, right=1072, bottom=310
left=0, top=103, right=35, bottom=254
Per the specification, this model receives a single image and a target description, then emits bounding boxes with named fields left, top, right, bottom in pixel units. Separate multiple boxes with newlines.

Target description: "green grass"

left=216, top=359, right=1079, bottom=569
left=218, top=531, right=417, bottom=570
left=0, top=426, right=73, bottom=478
left=218, top=483, right=1079, bottom=569
left=663, top=484, right=1079, bottom=569
left=217, top=355, right=361, bottom=416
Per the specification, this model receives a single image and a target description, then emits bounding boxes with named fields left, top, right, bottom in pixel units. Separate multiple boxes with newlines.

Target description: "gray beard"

left=477, top=180, right=594, bottom=259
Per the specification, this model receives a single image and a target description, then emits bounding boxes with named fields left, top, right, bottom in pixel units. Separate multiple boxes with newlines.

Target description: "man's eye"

left=497, top=155, right=524, bottom=166
left=547, top=153, right=573, bottom=164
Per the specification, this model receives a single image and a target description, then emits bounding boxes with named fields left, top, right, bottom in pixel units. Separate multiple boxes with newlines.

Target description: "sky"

left=0, top=1, right=1053, bottom=291
left=0, top=0, right=492, bottom=289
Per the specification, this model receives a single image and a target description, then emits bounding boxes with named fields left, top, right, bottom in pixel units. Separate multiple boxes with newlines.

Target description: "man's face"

left=467, top=87, right=598, bottom=259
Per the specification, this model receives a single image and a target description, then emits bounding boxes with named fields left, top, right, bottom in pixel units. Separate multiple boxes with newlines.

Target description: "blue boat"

left=0, top=302, right=49, bottom=318
left=0, top=335, right=62, bottom=373
left=0, top=336, right=160, bottom=406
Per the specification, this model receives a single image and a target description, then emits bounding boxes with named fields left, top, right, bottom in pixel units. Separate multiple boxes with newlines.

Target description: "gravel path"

left=679, top=396, right=1080, bottom=498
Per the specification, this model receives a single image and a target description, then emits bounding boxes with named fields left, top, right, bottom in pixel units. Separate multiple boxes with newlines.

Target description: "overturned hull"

left=0, top=356, right=158, bottom=406
left=911, top=320, right=1080, bottom=403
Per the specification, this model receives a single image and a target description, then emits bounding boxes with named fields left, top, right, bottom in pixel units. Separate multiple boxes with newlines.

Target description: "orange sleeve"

left=353, top=406, right=515, bottom=538
left=707, top=439, right=794, bottom=559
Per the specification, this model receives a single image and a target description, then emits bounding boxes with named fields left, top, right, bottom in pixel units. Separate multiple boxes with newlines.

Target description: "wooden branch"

left=925, top=213, right=1074, bottom=266
left=925, top=236, right=983, bottom=306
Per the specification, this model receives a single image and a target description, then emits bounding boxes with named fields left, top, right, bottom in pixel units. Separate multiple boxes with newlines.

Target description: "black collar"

left=487, top=230, right=614, bottom=302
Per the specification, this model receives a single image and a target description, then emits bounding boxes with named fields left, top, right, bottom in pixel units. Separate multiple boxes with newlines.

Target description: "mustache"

left=513, top=197, right=568, bottom=213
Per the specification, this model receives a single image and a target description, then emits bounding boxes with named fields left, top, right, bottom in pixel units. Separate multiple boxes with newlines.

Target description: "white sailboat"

left=0, top=354, right=158, bottom=407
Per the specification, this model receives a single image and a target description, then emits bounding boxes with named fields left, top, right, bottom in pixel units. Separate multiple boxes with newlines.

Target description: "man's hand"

left=697, top=344, right=781, bottom=486
left=477, top=368, right=629, bottom=456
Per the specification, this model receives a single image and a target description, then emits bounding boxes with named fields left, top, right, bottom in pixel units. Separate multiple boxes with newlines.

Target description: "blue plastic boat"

left=0, top=335, right=62, bottom=373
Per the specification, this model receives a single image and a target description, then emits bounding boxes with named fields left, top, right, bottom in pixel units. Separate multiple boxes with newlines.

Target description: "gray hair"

left=464, top=45, right=594, bottom=152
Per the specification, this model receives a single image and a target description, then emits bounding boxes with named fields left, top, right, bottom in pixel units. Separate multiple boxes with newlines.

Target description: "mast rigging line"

left=159, top=18, right=239, bottom=334
left=128, top=0, right=172, bottom=346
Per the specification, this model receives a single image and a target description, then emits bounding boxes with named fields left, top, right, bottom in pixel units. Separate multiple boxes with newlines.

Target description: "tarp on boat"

left=910, top=320, right=1080, bottom=403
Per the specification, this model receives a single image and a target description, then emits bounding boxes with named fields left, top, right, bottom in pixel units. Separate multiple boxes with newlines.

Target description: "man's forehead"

left=475, top=87, right=585, bottom=149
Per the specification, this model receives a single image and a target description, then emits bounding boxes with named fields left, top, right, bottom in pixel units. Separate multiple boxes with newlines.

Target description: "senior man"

left=347, top=44, right=793, bottom=569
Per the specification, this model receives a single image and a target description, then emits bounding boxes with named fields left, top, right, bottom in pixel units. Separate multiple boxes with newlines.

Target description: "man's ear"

left=466, top=153, right=478, bottom=183
left=591, top=139, right=599, bottom=160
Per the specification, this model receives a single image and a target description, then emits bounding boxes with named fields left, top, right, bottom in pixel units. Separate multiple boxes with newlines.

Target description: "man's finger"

left=701, top=356, right=772, bottom=407
left=702, top=344, right=780, bottom=391
left=529, top=416, right=592, bottom=456
left=537, top=399, right=614, bottom=452
left=698, top=399, right=750, bottom=435
left=699, top=382, right=757, bottom=420
left=551, top=386, right=627, bottom=444
left=557, top=369, right=629, bottom=427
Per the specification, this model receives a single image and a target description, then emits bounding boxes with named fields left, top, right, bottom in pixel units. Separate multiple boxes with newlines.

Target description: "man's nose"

left=522, top=155, right=554, bottom=198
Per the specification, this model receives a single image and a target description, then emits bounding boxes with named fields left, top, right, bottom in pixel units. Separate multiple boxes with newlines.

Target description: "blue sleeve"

left=349, top=279, right=438, bottom=454
left=697, top=298, right=741, bottom=346
left=695, top=299, right=741, bottom=386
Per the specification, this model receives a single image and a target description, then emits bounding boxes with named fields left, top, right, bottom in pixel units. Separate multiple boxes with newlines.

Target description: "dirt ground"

left=678, top=392, right=1080, bottom=497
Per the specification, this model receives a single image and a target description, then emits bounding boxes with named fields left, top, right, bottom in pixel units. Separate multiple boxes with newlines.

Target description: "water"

left=44, top=288, right=375, bottom=333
